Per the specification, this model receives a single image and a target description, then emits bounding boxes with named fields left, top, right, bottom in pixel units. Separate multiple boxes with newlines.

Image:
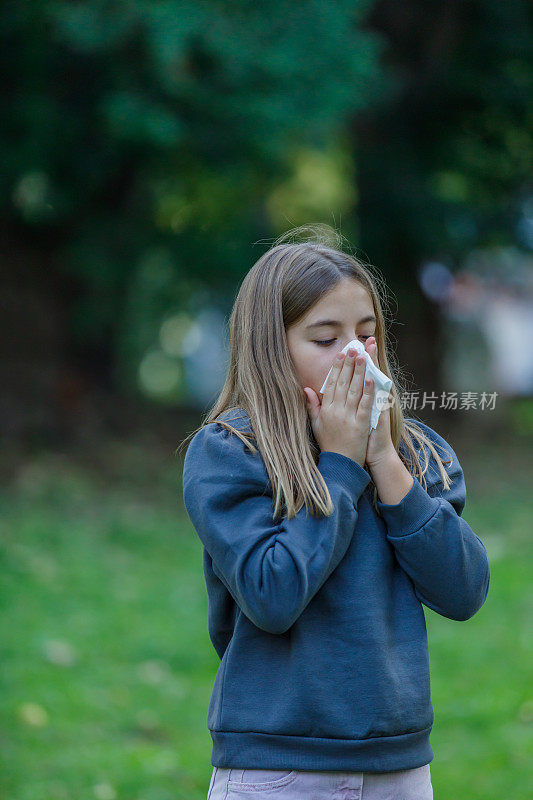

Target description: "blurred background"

left=1, top=1, right=532, bottom=798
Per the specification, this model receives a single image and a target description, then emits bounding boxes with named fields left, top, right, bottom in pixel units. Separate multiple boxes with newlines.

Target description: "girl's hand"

left=304, top=346, right=374, bottom=468
left=363, top=337, right=396, bottom=469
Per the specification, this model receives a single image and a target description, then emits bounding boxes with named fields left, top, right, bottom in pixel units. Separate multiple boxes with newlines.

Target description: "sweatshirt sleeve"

left=376, top=420, right=490, bottom=622
left=182, top=422, right=371, bottom=634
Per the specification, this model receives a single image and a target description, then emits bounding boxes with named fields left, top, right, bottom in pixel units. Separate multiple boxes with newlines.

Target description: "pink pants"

left=207, top=764, right=433, bottom=799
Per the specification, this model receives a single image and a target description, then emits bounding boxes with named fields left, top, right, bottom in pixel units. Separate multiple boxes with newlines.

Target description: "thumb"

left=303, top=387, right=321, bottom=424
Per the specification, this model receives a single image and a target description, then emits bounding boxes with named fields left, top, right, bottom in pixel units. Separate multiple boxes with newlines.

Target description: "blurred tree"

left=0, top=0, right=531, bottom=436
left=0, top=0, right=388, bottom=431
left=357, top=0, right=532, bottom=383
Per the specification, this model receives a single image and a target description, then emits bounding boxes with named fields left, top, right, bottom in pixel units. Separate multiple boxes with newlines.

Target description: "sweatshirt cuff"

left=318, top=451, right=372, bottom=503
left=376, top=474, right=440, bottom=536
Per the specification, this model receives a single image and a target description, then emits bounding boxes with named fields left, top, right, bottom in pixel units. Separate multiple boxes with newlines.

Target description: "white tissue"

left=319, top=339, right=393, bottom=430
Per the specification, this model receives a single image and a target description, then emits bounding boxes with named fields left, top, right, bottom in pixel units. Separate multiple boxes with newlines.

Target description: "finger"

left=345, top=355, right=366, bottom=414
left=304, top=387, right=321, bottom=422
left=322, top=350, right=347, bottom=401
left=366, top=337, right=378, bottom=367
left=337, top=346, right=357, bottom=405
left=356, top=376, right=375, bottom=422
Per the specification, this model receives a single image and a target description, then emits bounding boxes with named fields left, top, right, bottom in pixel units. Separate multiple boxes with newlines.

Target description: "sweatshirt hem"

left=210, top=726, right=434, bottom=772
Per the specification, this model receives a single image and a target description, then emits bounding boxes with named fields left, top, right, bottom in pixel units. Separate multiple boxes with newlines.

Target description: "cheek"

left=301, top=347, right=334, bottom=388
left=289, top=338, right=336, bottom=389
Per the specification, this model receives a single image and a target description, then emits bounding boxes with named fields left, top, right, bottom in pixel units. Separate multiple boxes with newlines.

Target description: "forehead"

left=303, top=280, right=375, bottom=325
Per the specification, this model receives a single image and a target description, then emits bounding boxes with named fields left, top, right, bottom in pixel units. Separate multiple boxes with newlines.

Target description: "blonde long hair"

left=178, top=224, right=452, bottom=520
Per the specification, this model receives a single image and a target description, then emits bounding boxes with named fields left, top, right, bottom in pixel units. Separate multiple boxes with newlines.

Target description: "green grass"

left=1, top=433, right=531, bottom=799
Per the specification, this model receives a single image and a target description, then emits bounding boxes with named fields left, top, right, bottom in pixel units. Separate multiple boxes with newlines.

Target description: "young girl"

left=181, top=227, right=490, bottom=800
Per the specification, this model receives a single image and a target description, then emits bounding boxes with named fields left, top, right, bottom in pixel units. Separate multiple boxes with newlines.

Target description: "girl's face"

left=286, top=278, right=377, bottom=398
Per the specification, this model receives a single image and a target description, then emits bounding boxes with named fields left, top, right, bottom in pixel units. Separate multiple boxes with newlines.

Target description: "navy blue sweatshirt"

left=182, top=409, right=490, bottom=773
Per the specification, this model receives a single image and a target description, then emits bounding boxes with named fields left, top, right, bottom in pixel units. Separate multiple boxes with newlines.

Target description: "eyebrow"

left=305, top=315, right=377, bottom=330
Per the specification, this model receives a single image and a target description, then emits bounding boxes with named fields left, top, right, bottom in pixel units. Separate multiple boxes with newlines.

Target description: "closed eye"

left=313, top=336, right=371, bottom=347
